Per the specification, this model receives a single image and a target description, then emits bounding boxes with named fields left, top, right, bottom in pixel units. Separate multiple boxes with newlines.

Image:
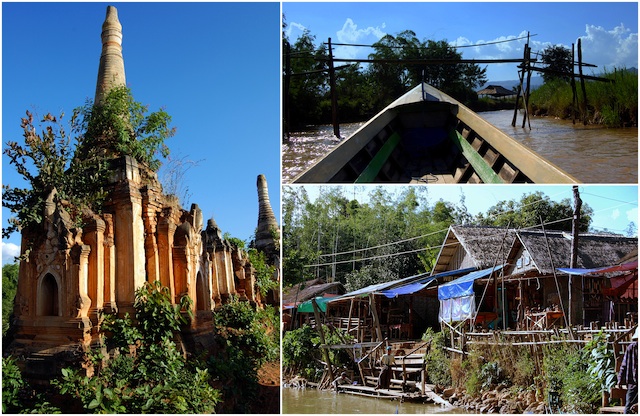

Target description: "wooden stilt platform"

left=337, top=384, right=427, bottom=402
left=599, top=406, right=625, bottom=414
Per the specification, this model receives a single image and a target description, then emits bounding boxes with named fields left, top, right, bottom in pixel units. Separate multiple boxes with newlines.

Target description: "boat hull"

left=292, top=83, right=579, bottom=184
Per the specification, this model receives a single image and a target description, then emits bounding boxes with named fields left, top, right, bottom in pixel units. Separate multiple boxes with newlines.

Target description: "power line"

left=301, top=189, right=636, bottom=269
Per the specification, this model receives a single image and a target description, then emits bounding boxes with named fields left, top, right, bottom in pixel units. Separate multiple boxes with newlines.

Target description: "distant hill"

left=478, top=77, right=543, bottom=93
left=479, top=68, right=637, bottom=93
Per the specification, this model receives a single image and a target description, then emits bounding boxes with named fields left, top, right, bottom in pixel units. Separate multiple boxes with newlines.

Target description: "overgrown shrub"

left=422, top=328, right=452, bottom=386
left=282, top=324, right=319, bottom=379
left=210, top=297, right=279, bottom=413
left=53, top=281, right=220, bottom=413
left=542, top=340, right=600, bottom=413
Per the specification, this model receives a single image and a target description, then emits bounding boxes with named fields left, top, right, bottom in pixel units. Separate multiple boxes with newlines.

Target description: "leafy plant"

left=586, top=331, right=617, bottom=392
left=2, top=263, right=19, bottom=337
left=2, top=356, right=61, bottom=413
left=2, top=356, right=25, bottom=413
left=210, top=298, right=279, bottom=413
left=3, top=86, right=175, bottom=241
left=73, top=85, right=175, bottom=172
left=53, top=281, right=219, bottom=413
left=422, top=328, right=452, bottom=386
left=282, top=324, right=318, bottom=378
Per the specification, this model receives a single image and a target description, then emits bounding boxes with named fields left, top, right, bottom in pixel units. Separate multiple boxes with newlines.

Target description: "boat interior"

left=326, top=101, right=533, bottom=184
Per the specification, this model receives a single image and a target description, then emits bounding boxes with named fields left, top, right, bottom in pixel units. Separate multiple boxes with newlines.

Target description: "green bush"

left=53, top=281, right=220, bottom=413
left=422, top=328, right=452, bottom=386
left=213, top=297, right=279, bottom=364
left=210, top=298, right=279, bottom=413
left=282, top=324, right=318, bottom=378
left=542, top=340, right=600, bottom=413
left=529, top=68, right=638, bottom=126
left=2, top=356, right=25, bottom=413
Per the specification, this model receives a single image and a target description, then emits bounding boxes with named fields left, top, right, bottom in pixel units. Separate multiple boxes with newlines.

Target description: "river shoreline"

left=283, top=376, right=549, bottom=414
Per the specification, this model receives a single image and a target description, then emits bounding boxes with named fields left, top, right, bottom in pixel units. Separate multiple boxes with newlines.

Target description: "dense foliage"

left=52, top=281, right=220, bottom=413
left=283, top=186, right=594, bottom=290
left=429, top=330, right=614, bottom=413
left=530, top=68, right=638, bottom=127
left=3, top=87, right=175, bottom=238
left=209, top=298, right=279, bottom=413
left=2, top=263, right=18, bottom=338
left=540, top=45, right=573, bottom=83
left=283, top=20, right=487, bottom=130
left=282, top=323, right=354, bottom=382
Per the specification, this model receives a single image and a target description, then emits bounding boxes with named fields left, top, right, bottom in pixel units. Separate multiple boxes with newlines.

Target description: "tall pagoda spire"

left=95, top=6, right=126, bottom=105
left=254, top=174, right=280, bottom=259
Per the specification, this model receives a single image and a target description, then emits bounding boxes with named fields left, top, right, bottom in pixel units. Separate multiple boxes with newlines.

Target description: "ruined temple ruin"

left=7, top=6, right=279, bottom=376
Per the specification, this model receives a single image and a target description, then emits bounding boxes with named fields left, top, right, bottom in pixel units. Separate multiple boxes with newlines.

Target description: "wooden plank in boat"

left=449, top=130, right=504, bottom=184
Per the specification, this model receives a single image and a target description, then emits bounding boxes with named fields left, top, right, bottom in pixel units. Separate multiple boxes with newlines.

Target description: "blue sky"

left=2, top=2, right=281, bottom=264
left=283, top=2, right=638, bottom=82
left=294, top=184, right=639, bottom=236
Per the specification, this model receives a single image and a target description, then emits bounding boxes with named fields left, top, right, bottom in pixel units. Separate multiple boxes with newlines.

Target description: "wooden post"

left=522, top=38, right=532, bottom=129
left=571, top=43, right=577, bottom=125
left=578, top=39, right=588, bottom=125
left=284, top=41, right=291, bottom=140
left=328, top=38, right=340, bottom=139
left=312, top=298, right=334, bottom=384
left=569, top=186, right=582, bottom=327
left=346, top=297, right=355, bottom=335
left=369, top=293, right=383, bottom=342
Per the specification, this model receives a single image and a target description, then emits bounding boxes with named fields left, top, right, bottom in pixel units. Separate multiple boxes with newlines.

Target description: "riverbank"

left=528, top=69, right=638, bottom=127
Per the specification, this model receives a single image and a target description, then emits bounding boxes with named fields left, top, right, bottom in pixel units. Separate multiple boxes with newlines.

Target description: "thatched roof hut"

left=432, top=225, right=516, bottom=275
left=506, top=230, right=638, bottom=276
left=478, top=84, right=516, bottom=98
left=282, top=278, right=345, bottom=307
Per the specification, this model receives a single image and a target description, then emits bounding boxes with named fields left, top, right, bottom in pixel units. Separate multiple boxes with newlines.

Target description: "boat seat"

left=355, top=132, right=401, bottom=183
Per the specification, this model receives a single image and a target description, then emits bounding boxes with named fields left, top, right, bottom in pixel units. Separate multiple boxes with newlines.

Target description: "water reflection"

left=282, top=387, right=465, bottom=414
left=281, top=111, right=638, bottom=184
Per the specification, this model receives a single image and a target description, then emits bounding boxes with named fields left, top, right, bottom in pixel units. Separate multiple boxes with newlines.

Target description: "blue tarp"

left=558, top=260, right=638, bottom=275
left=438, top=265, right=504, bottom=300
left=380, top=280, right=433, bottom=298
left=327, top=267, right=477, bottom=303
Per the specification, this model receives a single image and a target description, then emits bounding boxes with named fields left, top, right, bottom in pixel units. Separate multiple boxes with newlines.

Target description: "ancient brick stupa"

left=7, top=6, right=279, bottom=378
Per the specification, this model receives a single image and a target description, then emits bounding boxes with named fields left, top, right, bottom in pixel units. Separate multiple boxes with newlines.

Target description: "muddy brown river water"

left=282, top=387, right=467, bottom=414
left=282, top=110, right=637, bottom=184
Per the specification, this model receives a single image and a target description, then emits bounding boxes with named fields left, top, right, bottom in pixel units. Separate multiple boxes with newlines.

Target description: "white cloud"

left=612, top=208, right=621, bottom=220
left=580, top=23, right=638, bottom=71
left=2, top=242, right=20, bottom=265
left=334, top=18, right=387, bottom=60
left=626, top=207, right=638, bottom=223
left=284, top=21, right=308, bottom=42
left=336, top=18, right=386, bottom=44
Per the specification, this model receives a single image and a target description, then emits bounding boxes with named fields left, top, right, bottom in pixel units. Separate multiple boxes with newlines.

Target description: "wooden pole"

left=570, top=186, right=582, bottom=327
left=346, top=297, right=355, bottom=334
left=522, top=36, right=532, bottom=129
left=312, top=298, right=335, bottom=383
left=284, top=41, right=291, bottom=139
left=571, top=43, right=577, bottom=125
left=328, top=38, right=340, bottom=138
left=578, top=38, right=588, bottom=125
left=369, top=293, right=383, bottom=342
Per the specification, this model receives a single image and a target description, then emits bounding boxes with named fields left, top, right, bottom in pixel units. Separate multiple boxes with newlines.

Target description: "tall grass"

left=529, top=68, right=638, bottom=127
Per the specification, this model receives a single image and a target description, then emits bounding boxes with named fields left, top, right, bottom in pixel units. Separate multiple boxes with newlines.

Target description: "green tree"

left=475, top=191, right=592, bottom=231
left=208, top=298, right=279, bottom=413
left=284, top=27, right=329, bottom=128
left=3, top=86, right=175, bottom=239
left=541, top=45, right=573, bottom=83
left=2, top=263, right=19, bottom=338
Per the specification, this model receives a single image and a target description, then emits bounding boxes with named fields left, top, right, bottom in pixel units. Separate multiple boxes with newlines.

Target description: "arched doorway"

left=38, top=273, right=60, bottom=316
left=196, top=271, right=207, bottom=311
